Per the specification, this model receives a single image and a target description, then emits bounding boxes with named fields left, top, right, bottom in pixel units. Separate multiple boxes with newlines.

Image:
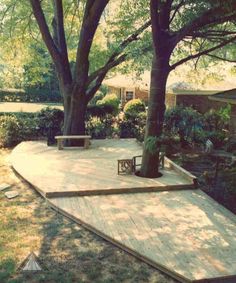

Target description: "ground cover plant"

left=0, top=149, right=177, bottom=283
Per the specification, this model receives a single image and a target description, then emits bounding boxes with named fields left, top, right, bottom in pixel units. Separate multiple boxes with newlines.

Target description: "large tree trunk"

left=139, top=52, right=169, bottom=178
left=62, top=86, right=88, bottom=146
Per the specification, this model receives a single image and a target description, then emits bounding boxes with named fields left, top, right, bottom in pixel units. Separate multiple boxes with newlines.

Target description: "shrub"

left=0, top=114, right=42, bottom=148
left=96, top=94, right=120, bottom=115
left=225, top=137, right=236, bottom=153
left=0, top=115, right=23, bottom=147
left=206, top=131, right=227, bottom=149
left=119, top=119, right=137, bottom=138
left=123, top=99, right=146, bottom=119
left=203, top=107, right=230, bottom=132
left=0, top=88, right=61, bottom=102
left=89, top=91, right=105, bottom=106
left=164, top=106, right=203, bottom=147
left=87, top=104, right=115, bottom=118
left=36, top=107, right=64, bottom=144
left=117, top=110, right=146, bottom=141
left=87, top=117, right=114, bottom=139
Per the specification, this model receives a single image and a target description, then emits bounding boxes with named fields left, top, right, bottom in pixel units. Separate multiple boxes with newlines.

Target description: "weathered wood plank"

left=49, top=191, right=236, bottom=283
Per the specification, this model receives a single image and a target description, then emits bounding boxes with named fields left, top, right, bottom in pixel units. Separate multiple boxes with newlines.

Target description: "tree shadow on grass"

left=1, top=166, right=177, bottom=283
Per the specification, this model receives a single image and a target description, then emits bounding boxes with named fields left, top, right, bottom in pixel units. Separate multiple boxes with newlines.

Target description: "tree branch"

left=86, top=54, right=127, bottom=100
left=173, top=5, right=236, bottom=46
left=29, top=0, right=61, bottom=66
left=170, top=35, right=236, bottom=70
left=86, top=43, right=153, bottom=100
left=74, top=0, right=109, bottom=84
left=52, top=0, right=67, bottom=55
left=207, top=53, right=236, bottom=63
left=88, top=20, right=151, bottom=84
left=52, top=0, right=72, bottom=83
left=169, top=0, right=184, bottom=25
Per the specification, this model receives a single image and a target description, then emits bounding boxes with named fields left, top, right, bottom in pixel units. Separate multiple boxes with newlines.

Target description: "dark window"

left=126, top=91, right=134, bottom=101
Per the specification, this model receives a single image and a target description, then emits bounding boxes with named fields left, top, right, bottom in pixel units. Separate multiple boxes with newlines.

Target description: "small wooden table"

left=55, top=135, right=91, bottom=150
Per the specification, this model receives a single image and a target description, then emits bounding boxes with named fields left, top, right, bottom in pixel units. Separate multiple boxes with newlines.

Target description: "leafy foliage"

left=123, top=99, right=146, bottom=119
left=203, top=106, right=230, bottom=132
left=36, top=107, right=64, bottom=144
left=0, top=88, right=61, bottom=102
left=96, top=94, right=120, bottom=116
left=0, top=115, right=22, bottom=147
left=164, top=106, right=203, bottom=147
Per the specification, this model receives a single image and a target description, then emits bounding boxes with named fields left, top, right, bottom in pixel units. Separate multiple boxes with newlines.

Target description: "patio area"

left=11, top=139, right=236, bottom=283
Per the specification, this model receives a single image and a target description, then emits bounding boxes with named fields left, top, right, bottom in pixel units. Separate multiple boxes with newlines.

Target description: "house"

left=209, top=88, right=236, bottom=139
left=104, top=75, right=149, bottom=106
left=104, top=73, right=236, bottom=112
left=165, top=88, right=226, bottom=113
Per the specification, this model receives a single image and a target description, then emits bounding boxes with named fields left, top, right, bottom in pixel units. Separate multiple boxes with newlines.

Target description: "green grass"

left=0, top=102, right=63, bottom=113
left=0, top=149, right=177, bottom=283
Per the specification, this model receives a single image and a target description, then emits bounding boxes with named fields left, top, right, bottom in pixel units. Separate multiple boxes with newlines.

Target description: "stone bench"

left=55, top=135, right=91, bottom=150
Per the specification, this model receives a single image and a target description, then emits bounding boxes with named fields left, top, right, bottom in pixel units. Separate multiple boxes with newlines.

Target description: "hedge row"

left=0, top=89, right=62, bottom=102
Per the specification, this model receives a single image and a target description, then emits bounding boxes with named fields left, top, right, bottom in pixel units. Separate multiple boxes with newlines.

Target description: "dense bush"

left=119, top=112, right=146, bottom=141
left=164, top=106, right=203, bottom=147
left=206, top=131, right=227, bottom=149
left=0, top=116, right=22, bottom=147
left=0, top=88, right=61, bottom=102
left=225, top=138, right=236, bottom=153
left=0, top=115, right=39, bottom=147
left=87, top=117, right=115, bottom=139
left=123, top=99, right=146, bottom=119
left=0, top=108, right=64, bottom=147
left=0, top=112, right=36, bottom=119
left=36, top=107, right=64, bottom=144
left=89, top=91, right=105, bottom=106
left=87, top=104, right=115, bottom=118
left=203, top=107, right=230, bottom=132
left=96, top=94, right=120, bottom=116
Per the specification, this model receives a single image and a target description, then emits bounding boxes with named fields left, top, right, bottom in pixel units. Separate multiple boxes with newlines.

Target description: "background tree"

left=140, top=0, right=236, bottom=177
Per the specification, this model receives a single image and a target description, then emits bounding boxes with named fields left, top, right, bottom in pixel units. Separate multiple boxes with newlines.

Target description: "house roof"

left=208, top=88, right=236, bottom=104
left=169, top=89, right=217, bottom=95
left=104, top=72, right=236, bottom=94
left=104, top=74, right=149, bottom=90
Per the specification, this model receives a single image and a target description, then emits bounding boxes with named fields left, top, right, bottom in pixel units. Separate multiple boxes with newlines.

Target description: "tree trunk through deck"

left=140, top=52, right=169, bottom=178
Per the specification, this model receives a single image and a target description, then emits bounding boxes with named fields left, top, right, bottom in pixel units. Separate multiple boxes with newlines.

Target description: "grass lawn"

left=0, top=102, right=63, bottom=113
left=0, top=149, right=177, bottom=283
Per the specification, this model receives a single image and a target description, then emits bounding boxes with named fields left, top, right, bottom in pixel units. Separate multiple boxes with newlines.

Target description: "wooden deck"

left=11, top=139, right=196, bottom=198
left=49, top=190, right=236, bottom=283
left=11, top=140, right=236, bottom=283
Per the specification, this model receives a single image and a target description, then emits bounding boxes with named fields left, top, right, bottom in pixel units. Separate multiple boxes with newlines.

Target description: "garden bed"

left=171, top=152, right=236, bottom=214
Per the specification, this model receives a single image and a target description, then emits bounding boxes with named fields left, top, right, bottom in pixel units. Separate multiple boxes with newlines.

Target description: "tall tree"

left=28, top=0, right=150, bottom=139
left=140, top=0, right=236, bottom=177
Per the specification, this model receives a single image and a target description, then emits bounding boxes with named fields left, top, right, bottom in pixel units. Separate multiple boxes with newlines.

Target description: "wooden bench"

left=55, top=135, right=91, bottom=150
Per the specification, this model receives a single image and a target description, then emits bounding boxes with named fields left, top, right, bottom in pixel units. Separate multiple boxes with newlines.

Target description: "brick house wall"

left=135, top=88, right=149, bottom=105
left=165, top=92, right=176, bottom=109
left=176, top=95, right=227, bottom=113
left=107, top=85, right=227, bottom=113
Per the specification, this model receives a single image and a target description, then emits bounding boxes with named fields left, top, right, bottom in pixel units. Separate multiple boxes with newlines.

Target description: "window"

left=125, top=91, right=134, bottom=101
